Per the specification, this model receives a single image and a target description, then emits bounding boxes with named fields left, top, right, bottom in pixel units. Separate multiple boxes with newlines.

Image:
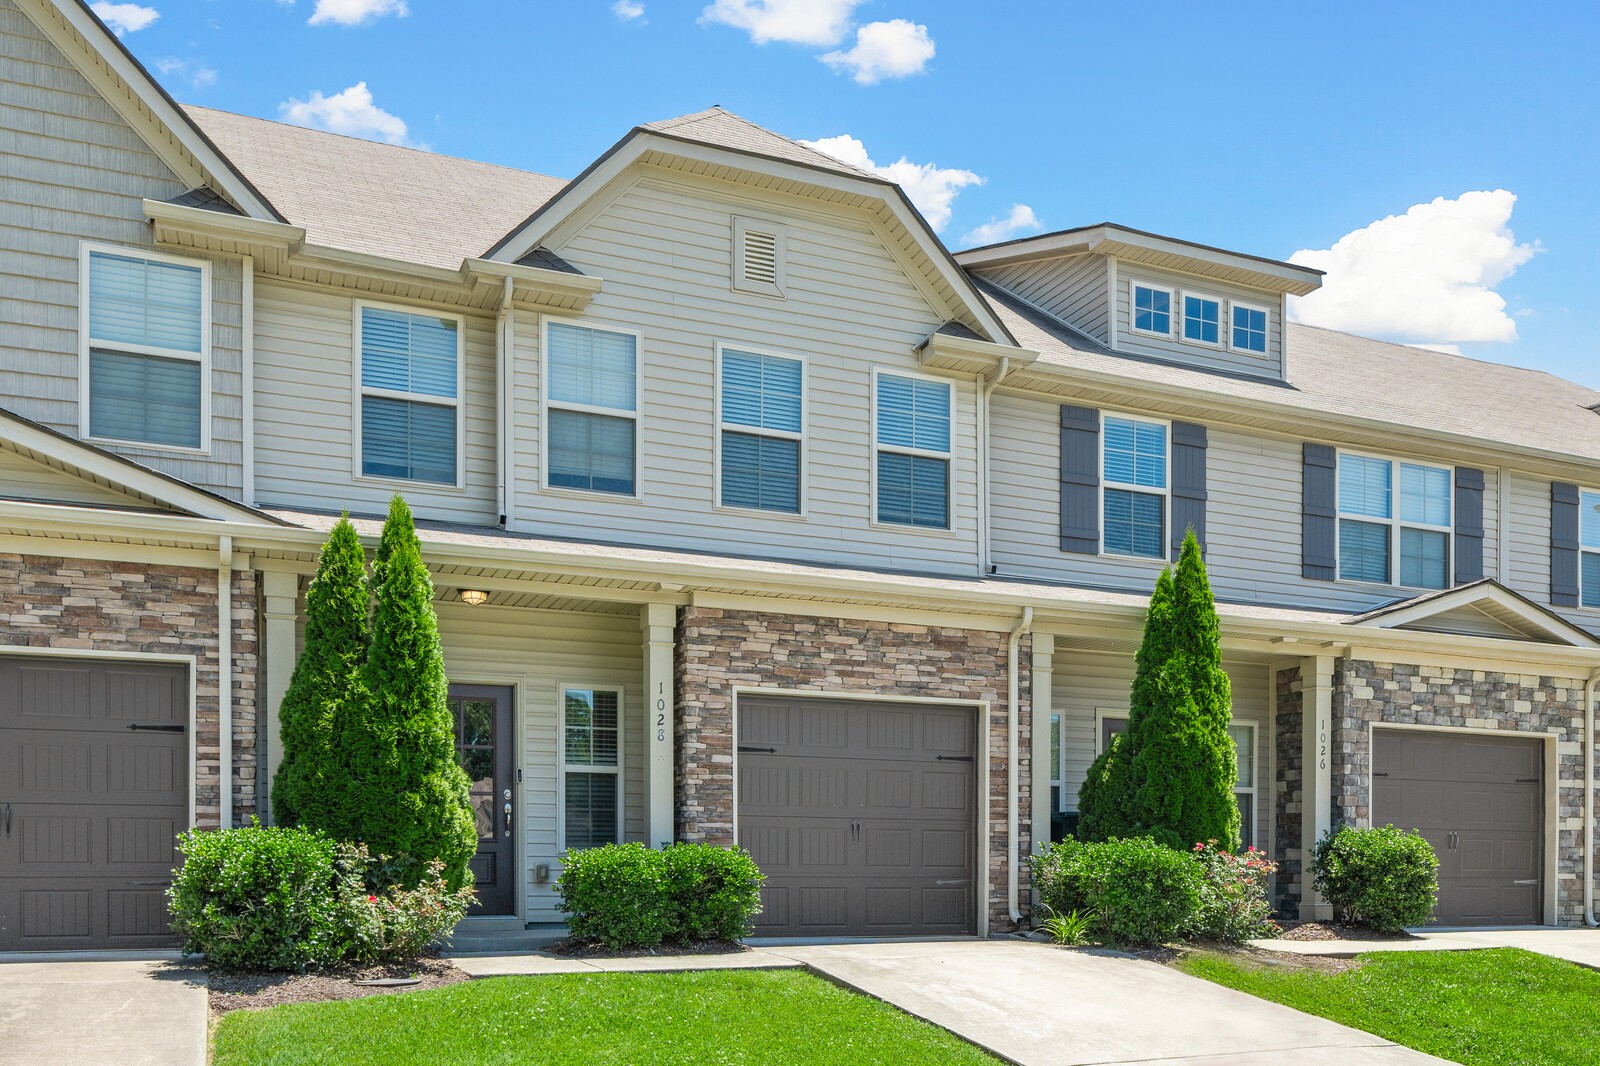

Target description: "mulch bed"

left=549, top=938, right=747, bottom=958
left=208, top=956, right=469, bottom=1016
left=1277, top=920, right=1417, bottom=942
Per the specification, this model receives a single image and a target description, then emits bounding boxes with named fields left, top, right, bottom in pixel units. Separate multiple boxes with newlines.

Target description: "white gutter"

left=217, top=535, right=234, bottom=829
left=240, top=255, right=255, bottom=506
left=1007, top=605, right=1034, bottom=926
left=496, top=275, right=513, bottom=527
left=1587, top=671, right=1600, bottom=927
left=979, top=357, right=1011, bottom=575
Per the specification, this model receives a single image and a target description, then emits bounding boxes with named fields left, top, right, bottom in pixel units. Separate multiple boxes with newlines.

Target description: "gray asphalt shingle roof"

left=639, top=107, right=876, bottom=180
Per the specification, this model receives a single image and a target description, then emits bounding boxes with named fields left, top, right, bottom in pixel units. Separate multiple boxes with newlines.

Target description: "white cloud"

left=155, top=57, right=218, bottom=89
left=700, top=0, right=864, bottom=45
left=961, top=204, right=1042, bottom=248
left=612, top=1, right=646, bottom=23
left=90, top=2, right=159, bottom=36
left=802, top=134, right=982, bottom=232
left=820, top=19, right=934, bottom=84
left=1289, top=190, right=1538, bottom=348
left=308, top=0, right=408, bottom=27
left=279, top=82, right=418, bottom=147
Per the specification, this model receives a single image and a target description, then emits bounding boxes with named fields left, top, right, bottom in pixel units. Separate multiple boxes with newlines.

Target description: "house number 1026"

left=1318, top=720, right=1328, bottom=771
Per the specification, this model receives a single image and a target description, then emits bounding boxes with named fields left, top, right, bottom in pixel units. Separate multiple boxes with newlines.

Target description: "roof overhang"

left=1348, top=580, right=1600, bottom=649
left=917, top=326, right=1040, bottom=378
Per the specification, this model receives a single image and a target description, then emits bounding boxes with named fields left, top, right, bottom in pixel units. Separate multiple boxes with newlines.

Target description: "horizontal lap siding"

left=1505, top=472, right=1597, bottom=635
left=1115, top=263, right=1284, bottom=380
left=0, top=0, right=243, bottom=496
left=511, top=175, right=980, bottom=576
left=253, top=279, right=499, bottom=523
left=974, top=254, right=1109, bottom=343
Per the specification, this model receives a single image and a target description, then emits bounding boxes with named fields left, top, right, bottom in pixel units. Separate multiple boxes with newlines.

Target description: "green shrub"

left=557, top=843, right=671, bottom=950
left=1029, top=837, right=1088, bottom=919
left=1188, top=841, right=1279, bottom=943
left=1076, top=733, right=1140, bottom=842
left=1311, top=825, right=1439, bottom=933
left=1074, top=837, right=1203, bottom=946
left=168, top=822, right=348, bottom=970
left=336, top=844, right=474, bottom=963
left=662, top=843, right=765, bottom=942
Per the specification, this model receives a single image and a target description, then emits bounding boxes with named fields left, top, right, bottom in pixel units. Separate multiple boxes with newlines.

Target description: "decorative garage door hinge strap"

left=127, top=723, right=185, bottom=733
left=737, top=746, right=776, bottom=753
left=935, top=754, right=973, bottom=762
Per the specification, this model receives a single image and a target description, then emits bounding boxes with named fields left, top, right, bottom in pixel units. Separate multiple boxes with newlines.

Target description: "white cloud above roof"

left=612, top=1, right=646, bottom=23
left=90, top=2, right=159, bottom=36
left=1289, top=190, right=1538, bottom=350
left=278, top=82, right=418, bottom=148
left=962, top=204, right=1042, bottom=248
left=307, top=0, right=408, bottom=27
left=820, top=19, right=935, bottom=83
left=801, top=134, right=981, bottom=232
left=155, top=57, right=217, bottom=89
left=699, top=0, right=864, bottom=46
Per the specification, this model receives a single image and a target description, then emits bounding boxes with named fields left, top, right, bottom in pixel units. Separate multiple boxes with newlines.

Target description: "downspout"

left=980, top=357, right=1011, bottom=575
left=1587, top=671, right=1600, bottom=926
left=1007, top=605, right=1034, bottom=927
left=217, top=535, right=234, bottom=829
left=496, top=275, right=513, bottom=527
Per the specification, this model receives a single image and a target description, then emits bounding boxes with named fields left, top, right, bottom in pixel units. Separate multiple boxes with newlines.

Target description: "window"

left=358, top=305, right=461, bottom=485
left=1581, top=490, right=1600, bottom=609
left=1230, top=302, right=1269, bottom=354
left=81, top=246, right=208, bottom=450
left=1132, top=283, right=1172, bottom=336
left=719, top=347, right=802, bottom=513
left=1337, top=452, right=1452, bottom=589
left=875, top=372, right=951, bottom=529
left=545, top=321, right=639, bottom=496
left=562, top=687, right=621, bottom=850
left=1102, top=415, right=1167, bottom=558
left=1099, top=715, right=1255, bottom=848
left=1182, top=293, right=1221, bottom=346
left=732, top=216, right=787, bottom=298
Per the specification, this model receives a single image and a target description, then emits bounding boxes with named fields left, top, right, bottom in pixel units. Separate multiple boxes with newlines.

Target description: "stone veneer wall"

left=674, top=606, right=1032, bottom=931
left=0, top=554, right=259, bottom=826
left=1332, top=658, right=1591, bottom=926
left=1273, top=665, right=1304, bottom=915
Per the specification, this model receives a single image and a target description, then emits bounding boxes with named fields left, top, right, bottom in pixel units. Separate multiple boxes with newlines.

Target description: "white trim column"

left=641, top=602, right=675, bottom=847
left=1300, top=653, right=1336, bottom=920
left=1030, top=632, right=1054, bottom=869
left=260, top=568, right=297, bottom=823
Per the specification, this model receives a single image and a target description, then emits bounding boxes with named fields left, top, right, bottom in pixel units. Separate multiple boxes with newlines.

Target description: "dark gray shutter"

left=1060, top=405, right=1100, bottom=554
left=1551, top=481, right=1580, bottom=606
left=1302, top=443, right=1338, bottom=580
left=1170, top=421, right=1207, bottom=559
left=1453, top=467, right=1485, bottom=585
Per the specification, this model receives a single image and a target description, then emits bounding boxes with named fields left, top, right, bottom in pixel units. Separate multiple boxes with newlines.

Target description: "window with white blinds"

left=719, top=347, right=802, bottom=513
left=81, top=246, right=208, bottom=450
left=545, top=321, right=639, bottom=496
left=874, top=372, right=951, bottom=529
left=561, top=687, right=622, bottom=850
left=358, top=305, right=461, bottom=485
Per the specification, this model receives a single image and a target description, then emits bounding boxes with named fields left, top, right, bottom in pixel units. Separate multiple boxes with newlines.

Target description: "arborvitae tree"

left=1129, top=530, right=1239, bottom=851
left=272, top=517, right=368, bottom=827
left=345, top=496, right=477, bottom=889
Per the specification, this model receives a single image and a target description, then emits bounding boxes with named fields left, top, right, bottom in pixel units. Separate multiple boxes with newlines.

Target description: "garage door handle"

left=127, top=724, right=185, bottom=733
left=2, top=804, right=9, bottom=838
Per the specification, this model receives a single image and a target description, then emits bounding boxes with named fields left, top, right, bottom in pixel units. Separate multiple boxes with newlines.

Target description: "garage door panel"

left=743, top=826, right=789, bottom=870
left=866, top=769, right=913, bottom=808
left=866, top=708, right=913, bottom=752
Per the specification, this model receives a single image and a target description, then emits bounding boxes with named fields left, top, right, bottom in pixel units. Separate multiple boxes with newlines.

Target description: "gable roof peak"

left=636, top=107, right=877, bottom=181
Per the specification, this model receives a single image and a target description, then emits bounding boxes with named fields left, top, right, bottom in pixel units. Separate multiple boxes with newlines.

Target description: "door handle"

left=3, top=804, right=10, bottom=838
left=850, top=820, right=861, bottom=844
left=503, top=801, right=513, bottom=837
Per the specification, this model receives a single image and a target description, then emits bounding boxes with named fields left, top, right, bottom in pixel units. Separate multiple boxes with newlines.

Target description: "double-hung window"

left=875, top=373, right=951, bottom=529
left=1182, top=293, right=1221, bottom=346
left=1230, top=301, right=1269, bottom=354
left=358, top=305, right=461, bottom=485
left=1132, top=283, right=1172, bottom=336
left=1581, top=491, right=1600, bottom=609
left=1337, top=453, right=1452, bottom=589
left=82, top=246, right=208, bottom=450
left=545, top=321, right=639, bottom=496
left=562, top=687, right=621, bottom=850
left=719, top=347, right=803, bottom=513
left=1102, top=415, right=1167, bottom=558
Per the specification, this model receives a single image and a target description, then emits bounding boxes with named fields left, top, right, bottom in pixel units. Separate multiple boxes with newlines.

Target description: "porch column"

left=260, top=569, right=298, bottom=824
left=1300, top=653, right=1336, bottom=920
left=1030, top=632, right=1054, bottom=865
left=641, top=602, right=676, bottom=847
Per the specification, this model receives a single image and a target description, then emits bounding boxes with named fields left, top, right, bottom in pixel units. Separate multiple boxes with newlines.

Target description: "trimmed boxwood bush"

left=1029, top=836, right=1202, bottom=947
left=662, top=843, right=764, bottom=942
left=557, top=842, right=764, bottom=950
left=1311, top=825, right=1439, bottom=933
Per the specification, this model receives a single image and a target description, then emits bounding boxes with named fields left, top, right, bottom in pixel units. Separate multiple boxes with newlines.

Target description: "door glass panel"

left=462, top=699, right=494, bottom=746
left=451, top=697, right=497, bottom=842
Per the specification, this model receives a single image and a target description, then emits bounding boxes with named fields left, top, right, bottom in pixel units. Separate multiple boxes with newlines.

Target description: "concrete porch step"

left=446, top=923, right=567, bottom=956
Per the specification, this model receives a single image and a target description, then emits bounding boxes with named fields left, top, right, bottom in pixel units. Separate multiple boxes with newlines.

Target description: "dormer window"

left=1132, top=284, right=1172, bottom=336
left=1231, top=301, right=1269, bottom=354
left=1182, top=294, right=1221, bottom=346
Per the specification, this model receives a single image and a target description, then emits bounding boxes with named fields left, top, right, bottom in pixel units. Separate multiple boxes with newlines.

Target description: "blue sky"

left=99, top=0, right=1599, bottom=385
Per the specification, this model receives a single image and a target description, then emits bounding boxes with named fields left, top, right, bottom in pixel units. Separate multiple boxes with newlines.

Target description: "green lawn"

left=212, top=968, right=999, bottom=1066
left=1178, top=947, right=1600, bottom=1066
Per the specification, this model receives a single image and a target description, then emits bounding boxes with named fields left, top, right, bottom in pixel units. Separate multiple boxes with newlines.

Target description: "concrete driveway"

left=781, top=940, right=1451, bottom=1066
left=0, top=954, right=206, bottom=1066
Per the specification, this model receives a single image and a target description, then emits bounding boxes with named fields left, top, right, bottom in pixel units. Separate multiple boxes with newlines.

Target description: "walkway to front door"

left=448, top=684, right=514, bottom=916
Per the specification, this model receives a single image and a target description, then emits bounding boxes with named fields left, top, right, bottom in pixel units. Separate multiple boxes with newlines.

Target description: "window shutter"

left=1170, top=421, right=1207, bottom=558
left=1059, top=405, right=1100, bottom=554
left=1453, top=467, right=1485, bottom=585
left=1302, top=443, right=1338, bottom=580
left=1551, top=481, right=1581, bottom=606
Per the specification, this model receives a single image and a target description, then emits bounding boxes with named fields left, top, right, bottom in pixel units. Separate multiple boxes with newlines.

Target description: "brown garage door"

left=1371, top=728, right=1542, bottom=926
left=0, top=657, right=188, bottom=951
left=737, top=696, right=977, bottom=937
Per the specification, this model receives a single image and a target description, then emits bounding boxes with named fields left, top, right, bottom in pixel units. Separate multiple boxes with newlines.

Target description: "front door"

left=448, top=685, right=514, bottom=916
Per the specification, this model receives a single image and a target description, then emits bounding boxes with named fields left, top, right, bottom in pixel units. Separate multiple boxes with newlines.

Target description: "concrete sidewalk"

left=452, top=945, right=804, bottom=976
left=1251, top=926, right=1600, bottom=969
left=0, top=954, right=206, bottom=1066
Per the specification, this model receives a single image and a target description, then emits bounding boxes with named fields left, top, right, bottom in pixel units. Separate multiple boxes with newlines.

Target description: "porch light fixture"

left=459, top=589, right=489, bottom=606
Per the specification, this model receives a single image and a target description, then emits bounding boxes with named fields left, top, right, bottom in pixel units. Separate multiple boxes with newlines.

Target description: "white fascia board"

left=1358, top=584, right=1600, bottom=649
left=144, top=199, right=305, bottom=253
left=462, top=257, right=603, bottom=307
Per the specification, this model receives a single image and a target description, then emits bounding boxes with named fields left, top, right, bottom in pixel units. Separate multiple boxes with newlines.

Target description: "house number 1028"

left=656, top=682, right=667, bottom=743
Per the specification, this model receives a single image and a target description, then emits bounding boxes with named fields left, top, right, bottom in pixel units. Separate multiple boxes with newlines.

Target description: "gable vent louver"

left=742, top=229, right=779, bottom=285
left=732, top=216, right=786, bottom=297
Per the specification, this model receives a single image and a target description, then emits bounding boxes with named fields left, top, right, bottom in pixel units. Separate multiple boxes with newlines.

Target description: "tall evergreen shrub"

left=272, top=517, right=368, bottom=827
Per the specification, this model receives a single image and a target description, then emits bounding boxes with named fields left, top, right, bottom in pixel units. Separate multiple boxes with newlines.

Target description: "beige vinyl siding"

left=990, top=391, right=1501, bottom=613
left=0, top=445, right=163, bottom=507
left=1051, top=650, right=1271, bottom=848
left=973, top=254, right=1109, bottom=344
left=1115, top=263, right=1284, bottom=380
left=0, top=0, right=244, bottom=496
left=252, top=279, right=499, bottom=524
left=509, top=172, right=980, bottom=575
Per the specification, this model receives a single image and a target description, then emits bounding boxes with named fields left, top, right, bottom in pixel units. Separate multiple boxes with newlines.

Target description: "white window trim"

left=1335, top=449, right=1454, bottom=591
left=1099, top=410, right=1172, bottom=562
left=1578, top=487, right=1600, bottom=611
left=1229, top=720, right=1258, bottom=849
left=539, top=315, right=644, bottom=501
left=78, top=241, right=213, bottom=455
left=1179, top=289, right=1224, bottom=350
left=1129, top=280, right=1176, bottom=339
left=713, top=341, right=808, bottom=519
left=351, top=299, right=467, bottom=491
left=869, top=366, right=957, bottom=535
left=556, top=682, right=625, bottom=852
left=1093, top=707, right=1128, bottom=756
left=731, top=215, right=788, bottom=299
left=1227, top=298, right=1272, bottom=357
